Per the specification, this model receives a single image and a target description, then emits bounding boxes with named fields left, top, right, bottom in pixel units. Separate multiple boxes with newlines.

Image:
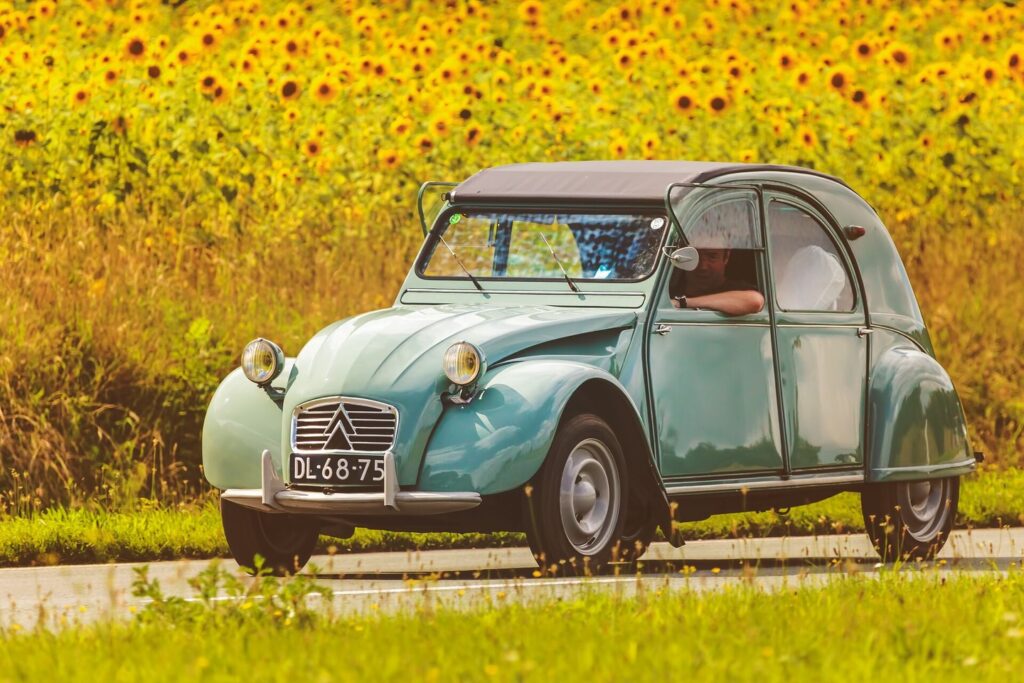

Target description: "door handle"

left=654, top=324, right=672, bottom=336
left=857, top=327, right=873, bottom=338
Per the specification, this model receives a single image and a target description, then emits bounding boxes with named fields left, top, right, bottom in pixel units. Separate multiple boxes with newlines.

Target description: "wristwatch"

left=672, top=294, right=688, bottom=308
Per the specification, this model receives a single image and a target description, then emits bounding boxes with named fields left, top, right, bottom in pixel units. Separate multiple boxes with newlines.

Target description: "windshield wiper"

left=437, top=235, right=485, bottom=292
left=538, top=233, right=581, bottom=293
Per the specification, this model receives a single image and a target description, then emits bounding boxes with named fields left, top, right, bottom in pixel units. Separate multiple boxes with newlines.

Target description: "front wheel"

left=861, top=477, right=959, bottom=562
left=220, top=499, right=319, bottom=575
left=524, top=413, right=628, bottom=572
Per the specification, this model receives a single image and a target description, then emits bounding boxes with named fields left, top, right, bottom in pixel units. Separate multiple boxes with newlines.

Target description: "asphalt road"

left=2, top=528, right=1021, bottom=630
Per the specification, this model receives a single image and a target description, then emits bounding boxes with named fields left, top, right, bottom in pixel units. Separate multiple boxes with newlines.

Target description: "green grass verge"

left=2, top=570, right=1023, bottom=681
left=2, top=469, right=1021, bottom=567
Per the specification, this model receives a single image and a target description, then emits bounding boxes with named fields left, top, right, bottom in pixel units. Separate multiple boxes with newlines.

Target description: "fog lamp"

left=443, top=341, right=484, bottom=386
left=241, top=338, right=284, bottom=385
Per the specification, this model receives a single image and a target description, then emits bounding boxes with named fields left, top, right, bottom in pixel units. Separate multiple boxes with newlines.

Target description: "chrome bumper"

left=221, top=450, right=482, bottom=516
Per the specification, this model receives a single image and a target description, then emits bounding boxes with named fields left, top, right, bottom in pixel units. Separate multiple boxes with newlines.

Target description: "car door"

left=765, top=193, right=868, bottom=470
left=648, top=186, right=785, bottom=479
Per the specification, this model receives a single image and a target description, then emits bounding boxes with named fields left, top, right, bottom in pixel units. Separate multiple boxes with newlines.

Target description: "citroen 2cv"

left=202, top=161, right=977, bottom=574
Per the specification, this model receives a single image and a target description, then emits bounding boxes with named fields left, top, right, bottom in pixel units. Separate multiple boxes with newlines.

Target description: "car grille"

left=292, top=397, right=398, bottom=453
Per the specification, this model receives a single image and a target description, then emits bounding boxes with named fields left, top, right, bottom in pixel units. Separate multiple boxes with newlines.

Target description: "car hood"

left=279, top=304, right=638, bottom=484
left=290, top=303, right=637, bottom=399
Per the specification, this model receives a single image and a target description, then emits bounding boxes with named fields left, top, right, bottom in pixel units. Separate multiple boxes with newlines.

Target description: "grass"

left=2, top=469, right=1021, bottom=568
left=1, top=567, right=1023, bottom=681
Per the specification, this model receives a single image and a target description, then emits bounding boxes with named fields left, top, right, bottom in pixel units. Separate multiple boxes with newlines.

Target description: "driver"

left=672, top=248, right=764, bottom=316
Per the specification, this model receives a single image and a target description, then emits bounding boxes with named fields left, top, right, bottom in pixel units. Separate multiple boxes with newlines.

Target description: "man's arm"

left=673, top=290, right=765, bottom=316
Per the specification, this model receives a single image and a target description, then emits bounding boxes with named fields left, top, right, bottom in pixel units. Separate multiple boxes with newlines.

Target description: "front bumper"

left=221, top=450, right=482, bottom=516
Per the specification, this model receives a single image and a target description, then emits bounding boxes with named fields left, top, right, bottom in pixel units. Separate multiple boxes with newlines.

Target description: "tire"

left=220, top=499, right=319, bottom=576
left=524, top=413, right=628, bottom=573
left=861, top=476, right=959, bottom=562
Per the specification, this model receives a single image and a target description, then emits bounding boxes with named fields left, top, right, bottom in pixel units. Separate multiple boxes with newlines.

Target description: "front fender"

left=418, top=360, right=640, bottom=495
left=202, top=362, right=293, bottom=490
left=867, top=347, right=974, bottom=482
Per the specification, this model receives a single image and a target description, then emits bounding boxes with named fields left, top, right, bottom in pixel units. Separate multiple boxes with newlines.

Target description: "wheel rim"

left=897, top=478, right=950, bottom=540
left=558, top=438, right=620, bottom=555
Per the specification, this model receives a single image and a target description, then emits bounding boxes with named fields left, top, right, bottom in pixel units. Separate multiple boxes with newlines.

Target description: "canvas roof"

left=451, top=160, right=848, bottom=205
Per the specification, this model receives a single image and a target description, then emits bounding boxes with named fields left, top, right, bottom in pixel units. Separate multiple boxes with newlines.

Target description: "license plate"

left=289, top=453, right=385, bottom=486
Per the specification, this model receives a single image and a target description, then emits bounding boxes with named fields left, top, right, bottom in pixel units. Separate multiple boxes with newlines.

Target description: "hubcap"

left=558, top=438, right=620, bottom=554
left=898, top=478, right=950, bottom=539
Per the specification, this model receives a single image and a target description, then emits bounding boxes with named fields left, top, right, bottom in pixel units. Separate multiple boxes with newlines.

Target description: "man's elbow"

left=736, top=290, right=764, bottom=316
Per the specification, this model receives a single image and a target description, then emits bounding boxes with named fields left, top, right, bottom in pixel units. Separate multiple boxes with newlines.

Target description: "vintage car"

left=202, top=160, right=978, bottom=574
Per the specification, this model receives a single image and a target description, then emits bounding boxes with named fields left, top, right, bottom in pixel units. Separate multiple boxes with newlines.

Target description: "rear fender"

left=867, top=347, right=974, bottom=482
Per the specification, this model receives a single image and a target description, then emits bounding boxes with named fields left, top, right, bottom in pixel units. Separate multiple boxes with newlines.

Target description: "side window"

left=767, top=201, right=855, bottom=312
left=668, top=196, right=764, bottom=299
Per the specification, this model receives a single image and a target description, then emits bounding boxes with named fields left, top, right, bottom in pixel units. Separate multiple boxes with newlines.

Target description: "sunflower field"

left=0, top=0, right=1022, bottom=509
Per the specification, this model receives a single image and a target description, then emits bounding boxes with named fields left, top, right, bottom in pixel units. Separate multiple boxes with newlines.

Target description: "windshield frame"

left=414, top=204, right=672, bottom=285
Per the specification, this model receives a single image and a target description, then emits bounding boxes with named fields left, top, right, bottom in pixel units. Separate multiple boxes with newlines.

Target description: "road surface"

left=1, top=528, right=1020, bottom=630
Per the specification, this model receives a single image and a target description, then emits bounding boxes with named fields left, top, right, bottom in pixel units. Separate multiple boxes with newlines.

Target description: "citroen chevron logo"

left=322, top=404, right=353, bottom=450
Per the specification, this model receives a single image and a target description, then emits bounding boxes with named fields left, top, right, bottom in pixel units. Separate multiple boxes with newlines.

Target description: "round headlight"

left=443, top=341, right=484, bottom=386
left=241, top=338, right=285, bottom=385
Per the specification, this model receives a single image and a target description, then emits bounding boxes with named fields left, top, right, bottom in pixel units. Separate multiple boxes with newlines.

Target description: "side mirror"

left=668, top=246, right=700, bottom=271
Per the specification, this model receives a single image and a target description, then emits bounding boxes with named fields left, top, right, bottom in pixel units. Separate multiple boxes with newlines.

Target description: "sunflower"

left=826, top=66, right=853, bottom=93
left=850, top=39, right=873, bottom=61
left=123, top=34, right=147, bottom=61
left=934, top=28, right=958, bottom=52
left=302, top=139, right=322, bottom=158
left=641, top=133, right=659, bottom=159
left=979, top=61, right=1000, bottom=86
left=849, top=87, right=870, bottom=109
left=377, top=147, right=402, bottom=169
left=1005, top=45, right=1023, bottom=73
left=770, top=45, right=798, bottom=70
left=738, top=149, right=757, bottom=163
left=792, top=68, right=812, bottom=89
left=69, top=87, right=90, bottom=108
left=517, top=0, right=542, bottom=22
left=279, top=78, right=301, bottom=101
left=390, top=117, right=413, bottom=137
left=413, top=134, right=434, bottom=153
left=883, top=42, right=912, bottom=69
left=211, top=83, right=230, bottom=104
left=198, top=72, right=218, bottom=94
left=311, top=76, right=337, bottom=103
left=795, top=125, right=818, bottom=150
left=706, top=91, right=730, bottom=116
left=608, top=137, right=628, bottom=159
left=669, top=86, right=698, bottom=115
left=464, top=124, right=484, bottom=146
left=146, top=65, right=161, bottom=80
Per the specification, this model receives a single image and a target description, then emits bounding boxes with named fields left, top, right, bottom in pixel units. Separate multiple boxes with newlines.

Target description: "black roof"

left=451, top=161, right=849, bottom=205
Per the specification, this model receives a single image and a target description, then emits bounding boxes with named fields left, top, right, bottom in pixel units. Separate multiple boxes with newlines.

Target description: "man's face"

left=690, top=248, right=730, bottom=288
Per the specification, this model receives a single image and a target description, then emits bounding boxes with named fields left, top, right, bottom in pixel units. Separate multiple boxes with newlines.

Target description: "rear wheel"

left=861, top=477, right=958, bottom=562
left=220, top=499, right=319, bottom=576
left=524, top=414, right=628, bottom=573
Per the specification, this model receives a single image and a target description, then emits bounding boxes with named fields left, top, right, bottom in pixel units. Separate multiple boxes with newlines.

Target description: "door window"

left=767, top=201, right=855, bottom=311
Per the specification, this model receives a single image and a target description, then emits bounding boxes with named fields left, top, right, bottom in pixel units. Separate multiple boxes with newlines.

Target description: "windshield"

left=419, top=210, right=666, bottom=282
